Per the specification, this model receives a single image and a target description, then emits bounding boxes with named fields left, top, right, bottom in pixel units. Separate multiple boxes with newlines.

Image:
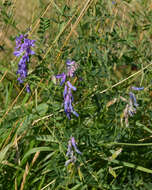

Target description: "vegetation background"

left=0, top=0, right=152, bottom=189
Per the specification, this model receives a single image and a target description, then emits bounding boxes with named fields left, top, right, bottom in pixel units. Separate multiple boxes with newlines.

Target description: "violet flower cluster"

left=65, top=137, right=82, bottom=167
left=121, top=86, right=144, bottom=126
left=14, top=34, right=35, bottom=92
left=56, top=60, right=79, bottom=119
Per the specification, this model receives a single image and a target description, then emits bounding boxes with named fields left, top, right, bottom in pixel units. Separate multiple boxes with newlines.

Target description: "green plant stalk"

left=99, top=142, right=152, bottom=147
left=104, top=158, right=152, bottom=174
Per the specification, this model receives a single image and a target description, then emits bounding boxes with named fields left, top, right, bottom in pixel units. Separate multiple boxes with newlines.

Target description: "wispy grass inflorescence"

left=14, top=34, right=36, bottom=92
left=56, top=60, right=79, bottom=119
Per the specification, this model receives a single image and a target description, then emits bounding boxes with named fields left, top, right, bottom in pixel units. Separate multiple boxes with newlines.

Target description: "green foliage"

left=37, top=17, right=50, bottom=42
left=0, top=0, right=152, bottom=189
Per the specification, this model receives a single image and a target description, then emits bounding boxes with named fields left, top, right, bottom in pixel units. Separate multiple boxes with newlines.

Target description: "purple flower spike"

left=56, top=60, right=79, bottom=119
left=131, top=86, right=144, bottom=91
left=64, top=86, right=78, bottom=119
left=14, top=34, right=35, bottom=92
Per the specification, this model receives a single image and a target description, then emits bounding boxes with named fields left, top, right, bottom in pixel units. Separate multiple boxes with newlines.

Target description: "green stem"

left=104, top=158, right=152, bottom=174
left=99, top=142, right=152, bottom=147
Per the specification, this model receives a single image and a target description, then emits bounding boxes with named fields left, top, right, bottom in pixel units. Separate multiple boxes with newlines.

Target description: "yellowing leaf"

left=78, top=167, right=84, bottom=182
left=52, top=75, right=56, bottom=84
left=109, top=148, right=122, bottom=161
left=106, top=98, right=117, bottom=108
left=109, top=166, right=117, bottom=178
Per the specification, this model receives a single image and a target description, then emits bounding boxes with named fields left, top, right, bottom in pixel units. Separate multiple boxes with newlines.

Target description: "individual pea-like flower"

left=56, top=60, right=77, bottom=84
left=67, top=81, right=77, bottom=91
left=26, top=84, right=31, bottom=93
left=71, top=137, right=82, bottom=155
left=14, top=37, right=35, bottom=58
left=128, top=100, right=136, bottom=117
left=129, top=92, right=138, bottom=108
left=122, top=102, right=136, bottom=127
left=56, top=72, right=66, bottom=86
left=131, top=86, right=144, bottom=91
left=14, top=34, right=36, bottom=92
left=15, top=34, right=25, bottom=49
left=65, top=137, right=82, bottom=167
left=65, top=151, right=77, bottom=167
left=64, top=81, right=79, bottom=119
left=66, top=138, right=73, bottom=157
left=66, top=137, right=82, bottom=155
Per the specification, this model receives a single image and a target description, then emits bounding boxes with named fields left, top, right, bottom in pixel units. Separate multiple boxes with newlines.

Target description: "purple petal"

left=74, top=148, right=82, bottom=154
left=65, top=155, right=76, bottom=166
left=131, top=86, right=144, bottom=91
left=65, top=159, right=72, bottom=166
left=63, top=85, right=68, bottom=99
left=66, top=140, right=72, bottom=157
left=30, top=50, right=35, bottom=55
left=66, top=60, right=75, bottom=66
left=17, top=77, right=23, bottom=83
left=19, top=63, right=26, bottom=69
left=72, top=110, right=79, bottom=117
left=26, top=84, right=31, bottom=93
left=69, top=99, right=74, bottom=111
left=18, top=58, right=26, bottom=67
left=56, top=73, right=66, bottom=85
left=30, top=40, right=36, bottom=46
left=64, top=97, right=71, bottom=120
left=60, top=74, right=66, bottom=86
left=128, top=109, right=136, bottom=117
left=67, top=81, right=76, bottom=91
left=14, top=50, right=23, bottom=57
left=66, top=112, right=71, bottom=120
left=71, top=137, right=82, bottom=155
left=56, top=74, right=63, bottom=79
